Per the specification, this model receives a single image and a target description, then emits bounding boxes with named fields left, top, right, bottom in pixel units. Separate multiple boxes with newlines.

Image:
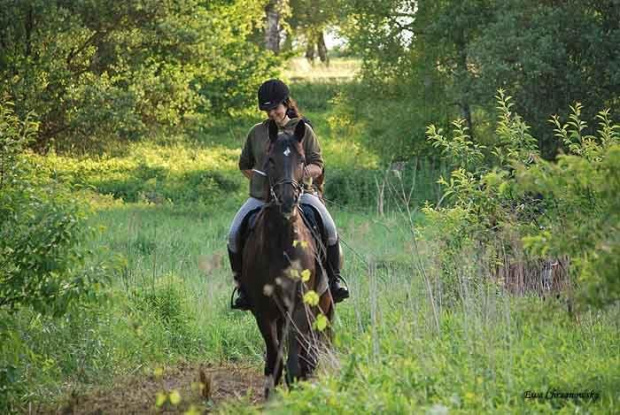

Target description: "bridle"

left=253, top=166, right=304, bottom=207
left=269, top=177, right=303, bottom=207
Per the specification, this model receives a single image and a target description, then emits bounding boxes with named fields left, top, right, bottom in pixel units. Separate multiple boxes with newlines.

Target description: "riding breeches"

left=227, top=193, right=338, bottom=253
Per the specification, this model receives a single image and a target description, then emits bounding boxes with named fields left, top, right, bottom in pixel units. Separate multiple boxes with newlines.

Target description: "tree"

left=0, top=0, right=280, bottom=153
left=335, top=0, right=620, bottom=159
left=469, top=0, right=620, bottom=157
left=288, top=0, right=339, bottom=63
left=265, top=0, right=284, bottom=53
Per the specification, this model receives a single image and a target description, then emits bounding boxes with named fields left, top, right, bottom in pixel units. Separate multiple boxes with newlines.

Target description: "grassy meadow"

left=3, top=62, right=619, bottom=414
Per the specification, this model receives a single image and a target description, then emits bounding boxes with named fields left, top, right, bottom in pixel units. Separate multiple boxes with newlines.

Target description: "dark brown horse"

left=240, top=119, right=333, bottom=398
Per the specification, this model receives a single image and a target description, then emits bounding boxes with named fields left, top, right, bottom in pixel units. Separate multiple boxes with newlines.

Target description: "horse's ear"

left=268, top=120, right=278, bottom=143
left=294, top=119, right=306, bottom=143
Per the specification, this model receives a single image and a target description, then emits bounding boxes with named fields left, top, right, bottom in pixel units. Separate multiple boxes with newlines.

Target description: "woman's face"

left=266, top=103, right=288, bottom=125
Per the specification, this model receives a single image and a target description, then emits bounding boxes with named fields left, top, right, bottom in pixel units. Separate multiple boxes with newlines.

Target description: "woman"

left=227, top=79, right=349, bottom=310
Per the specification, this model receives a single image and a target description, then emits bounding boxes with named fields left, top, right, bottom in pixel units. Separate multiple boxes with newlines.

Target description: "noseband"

left=269, top=177, right=303, bottom=207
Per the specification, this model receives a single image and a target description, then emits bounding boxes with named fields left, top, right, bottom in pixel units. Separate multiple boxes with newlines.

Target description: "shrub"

left=1, top=103, right=110, bottom=412
left=422, top=92, right=620, bottom=308
left=0, top=103, right=105, bottom=315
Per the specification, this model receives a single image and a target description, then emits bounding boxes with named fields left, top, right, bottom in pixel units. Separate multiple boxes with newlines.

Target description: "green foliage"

left=130, top=275, right=189, bottom=328
left=266, top=302, right=618, bottom=413
left=0, top=0, right=280, bottom=152
left=0, top=103, right=38, bottom=186
left=0, top=103, right=105, bottom=316
left=424, top=91, right=620, bottom=308
left=328, top=72, right=450, bottom=161
left=336, top=0, right=620, bottom=159
left=0, top=103, right=111, bottom=412
left=469, top=0, right=620, bottom=156
left=428, top=119, right=486, bottom=171
left=287, top=0, right=341, bottom=56
left=325, top=161, right=443, bottom=210
left=1, top=196, right=618, bottom=412
left=129, top=274, right=197, bottom=351
left=518, top=111, right=620, bottom=307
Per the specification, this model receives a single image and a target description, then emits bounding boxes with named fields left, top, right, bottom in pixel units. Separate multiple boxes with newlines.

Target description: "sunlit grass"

left=282, top=57, right=361, bottom=81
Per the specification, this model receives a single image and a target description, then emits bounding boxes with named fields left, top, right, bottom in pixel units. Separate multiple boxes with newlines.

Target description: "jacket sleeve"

left=238, top=129, right=255, bottom=170
left=303, top=125, right=324, bottom=170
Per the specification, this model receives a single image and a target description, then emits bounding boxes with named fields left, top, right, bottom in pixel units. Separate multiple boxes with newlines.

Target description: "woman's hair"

left=283, top=97, right=302, bottom=119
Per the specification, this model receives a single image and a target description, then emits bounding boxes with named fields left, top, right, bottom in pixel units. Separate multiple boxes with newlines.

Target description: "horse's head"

left=265, top=119, right=306, bottom=218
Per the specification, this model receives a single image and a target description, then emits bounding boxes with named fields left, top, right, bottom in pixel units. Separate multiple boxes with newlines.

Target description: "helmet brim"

left=258, top=100, right=284, bottom=111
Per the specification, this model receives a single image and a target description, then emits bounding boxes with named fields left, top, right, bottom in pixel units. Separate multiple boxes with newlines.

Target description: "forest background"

left=1, top=0, right=619, bottom=413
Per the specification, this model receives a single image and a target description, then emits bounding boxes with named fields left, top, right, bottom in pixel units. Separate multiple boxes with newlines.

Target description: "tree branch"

left=66, top=30, right=104, bottom=68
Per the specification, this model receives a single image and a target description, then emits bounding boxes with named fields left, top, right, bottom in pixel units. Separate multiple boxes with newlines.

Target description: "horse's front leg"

left=256, top=316, right=282, bottom=399
left=274, top=317, right=285, bottom=385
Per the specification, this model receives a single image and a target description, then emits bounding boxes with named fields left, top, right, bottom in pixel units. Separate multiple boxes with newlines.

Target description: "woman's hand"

left=303, top=164, right=322, bottom=179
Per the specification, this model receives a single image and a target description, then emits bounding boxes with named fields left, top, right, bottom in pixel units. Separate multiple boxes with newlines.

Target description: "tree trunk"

left=265, top=0, right=281, bottom=53
left=455, top=34, right=474, bottom=139
left=305, top=41, right=315, bottom=62
left=316, top=31, right=329, bottom=65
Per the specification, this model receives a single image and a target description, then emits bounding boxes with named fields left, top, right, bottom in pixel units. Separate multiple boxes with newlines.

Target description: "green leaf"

left=314, top=313, right=328, bottom=331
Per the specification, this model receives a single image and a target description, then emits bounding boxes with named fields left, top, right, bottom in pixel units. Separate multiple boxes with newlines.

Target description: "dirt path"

left=39, top=363, right=264, bottom=414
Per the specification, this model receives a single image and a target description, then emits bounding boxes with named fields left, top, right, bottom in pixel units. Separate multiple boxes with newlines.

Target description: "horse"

left=240, top=119, right=334, bottom=398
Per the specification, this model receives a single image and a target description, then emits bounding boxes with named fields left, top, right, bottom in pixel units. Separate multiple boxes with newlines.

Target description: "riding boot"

left=228, top=248, right=251, bottom=310
left=326, top=240, right=350, bottom=303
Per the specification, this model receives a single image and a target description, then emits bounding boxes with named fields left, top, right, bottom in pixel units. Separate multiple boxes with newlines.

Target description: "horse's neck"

left=259, top=206, right=317, bottom=288
left=263, top=207, right=300, bottom=250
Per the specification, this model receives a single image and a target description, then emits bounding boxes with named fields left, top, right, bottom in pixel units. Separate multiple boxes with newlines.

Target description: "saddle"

left=239, top=204, right=329, bottom=296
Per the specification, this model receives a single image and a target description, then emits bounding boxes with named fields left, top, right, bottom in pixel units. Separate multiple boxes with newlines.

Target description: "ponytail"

left=284, top=97, right=301, bottom=118
left=284, top=97, right=312, bottom=127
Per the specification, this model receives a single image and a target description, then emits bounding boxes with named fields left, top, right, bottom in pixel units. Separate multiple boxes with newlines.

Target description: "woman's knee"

left=228, top=198, right=264, bottom=252
left=301, top=194, right=338, bottom=245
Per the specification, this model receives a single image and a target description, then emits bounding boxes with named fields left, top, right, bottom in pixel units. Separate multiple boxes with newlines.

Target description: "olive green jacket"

left=239, top=117, right=324, bottom=201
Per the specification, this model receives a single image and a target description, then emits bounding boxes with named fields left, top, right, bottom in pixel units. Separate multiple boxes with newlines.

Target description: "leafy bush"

left=0, top=103, right=105, bottom=315
left=422, top=91, right=620, bottom=308
left=1, top=103, right=110, bottom=412
left=518, top=106, right=620, bottom=307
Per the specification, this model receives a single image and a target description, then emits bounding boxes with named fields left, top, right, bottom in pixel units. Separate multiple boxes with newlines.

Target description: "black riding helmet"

left=258, top=79, right=289, bottom=111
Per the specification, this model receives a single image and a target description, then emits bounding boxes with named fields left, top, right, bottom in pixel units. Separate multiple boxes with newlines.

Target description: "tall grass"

left=254, top=213, right=619, bottom=414
left=4, top=183, right=618, bottom=412
left=4, top=72, right=618, bottom=413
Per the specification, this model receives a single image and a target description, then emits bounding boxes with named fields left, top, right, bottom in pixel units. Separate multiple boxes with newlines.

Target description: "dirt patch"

left=38, top=362, right=264, bottom=414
